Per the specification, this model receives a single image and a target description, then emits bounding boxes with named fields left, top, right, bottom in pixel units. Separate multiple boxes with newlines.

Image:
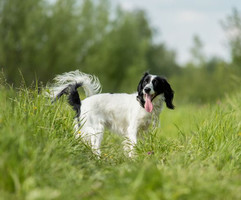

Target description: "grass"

left=0, top=83, right=241, bottom=200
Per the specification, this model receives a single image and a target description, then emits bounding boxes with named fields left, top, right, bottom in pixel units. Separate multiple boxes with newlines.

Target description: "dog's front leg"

left=123, top=127, right=137, bottom=158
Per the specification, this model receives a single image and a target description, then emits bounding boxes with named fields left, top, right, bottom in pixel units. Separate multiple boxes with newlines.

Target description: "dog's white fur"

left=48, top=71, right=167, bottom=157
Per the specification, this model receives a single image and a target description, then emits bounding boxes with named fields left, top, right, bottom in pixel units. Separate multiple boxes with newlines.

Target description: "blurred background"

left=0, top=0, right=241, bottom=104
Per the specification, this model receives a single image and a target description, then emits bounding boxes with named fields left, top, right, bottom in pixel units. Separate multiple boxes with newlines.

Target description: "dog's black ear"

left=137, top=72, right=149, bottom=93
left=136, top=72, right=149, bottom=107
left=162, top=78, right=175, bottom=109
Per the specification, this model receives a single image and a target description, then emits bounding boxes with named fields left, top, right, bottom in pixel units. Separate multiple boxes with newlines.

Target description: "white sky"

left=112, top=0, right=241, bottom=64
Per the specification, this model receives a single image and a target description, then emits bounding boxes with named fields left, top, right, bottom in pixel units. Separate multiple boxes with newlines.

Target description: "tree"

left=189, top=35, right=205, bottom=67
left=221, top=8, right=241, bottom=66
left=83, top=9, right=153, bottom=92
left=0, top=0, right=111, bottom=85
left=0, top=0, right=179, bottom=92
left=0, top=0, right=47, bottom=84
left=146, top=44, right=180, bottom=77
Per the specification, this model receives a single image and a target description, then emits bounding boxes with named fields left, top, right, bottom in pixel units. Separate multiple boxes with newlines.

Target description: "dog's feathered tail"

left=46, top=70, right=101, bottom=118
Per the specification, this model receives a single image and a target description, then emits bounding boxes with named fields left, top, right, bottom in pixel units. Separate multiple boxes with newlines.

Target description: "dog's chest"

left=137, top=98, right=163, bottom=131
left=137, top=112, right=152, bottom=130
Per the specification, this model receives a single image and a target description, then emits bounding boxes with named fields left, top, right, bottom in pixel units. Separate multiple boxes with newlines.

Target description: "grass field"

left=0, top=84, right=241, bottom=200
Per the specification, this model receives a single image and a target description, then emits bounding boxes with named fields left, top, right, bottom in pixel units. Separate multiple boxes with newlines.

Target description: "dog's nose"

left=144, top=87, right=151, bottom=93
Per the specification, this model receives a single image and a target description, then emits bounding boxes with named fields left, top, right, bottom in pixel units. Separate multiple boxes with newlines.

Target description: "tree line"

left=0, top=0, right=240, bottom=103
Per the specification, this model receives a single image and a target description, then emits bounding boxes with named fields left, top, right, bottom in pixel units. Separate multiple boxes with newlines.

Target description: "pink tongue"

left=144, top=94, right=153, bottom=113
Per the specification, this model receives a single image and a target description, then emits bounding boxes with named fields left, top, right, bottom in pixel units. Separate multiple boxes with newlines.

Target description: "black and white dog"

left=48, top=70, right=174, bottom=157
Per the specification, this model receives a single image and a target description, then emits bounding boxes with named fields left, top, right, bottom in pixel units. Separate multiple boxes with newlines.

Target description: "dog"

left=47, top=70, right=174, bottom=157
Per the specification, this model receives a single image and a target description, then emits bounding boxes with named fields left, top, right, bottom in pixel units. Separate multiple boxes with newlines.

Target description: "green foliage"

left=0, top=1, right=240, bottom=103
left=0, top=0, right=177, bottom=93
left=171, top=61, right=241, bottom=104
left=146, top=43, right=180, bottom=77
left=0, top=0, right=112, bottom=84
left=83, top=9, right=152, bottom=92
left=1, top=4, right=241, bottom=199
left=0, top=81, right=241, bottom=199
left=171, top=20, right=241, bottom=104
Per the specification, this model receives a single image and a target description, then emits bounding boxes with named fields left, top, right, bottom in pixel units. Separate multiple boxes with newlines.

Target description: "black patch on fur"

left=153, top=77, right=175, bottom=109
left=67, top=83, right=82, bottom=118
left=137, top=72, right=149, bottom=108
left=163, top=79, right=175, bottom=109
left=54, top=83, right=82, bottom=118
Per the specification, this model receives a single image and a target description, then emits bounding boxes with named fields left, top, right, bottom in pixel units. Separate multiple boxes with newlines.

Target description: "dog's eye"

left=144, top=79, right=149, bottom=84
left=152, top=79, right=157, bottom=85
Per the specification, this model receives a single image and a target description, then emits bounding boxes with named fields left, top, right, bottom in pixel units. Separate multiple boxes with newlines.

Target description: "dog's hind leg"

left=82, top=124, right=104, bottom=158
left=90, top=131, right=103, bottom=158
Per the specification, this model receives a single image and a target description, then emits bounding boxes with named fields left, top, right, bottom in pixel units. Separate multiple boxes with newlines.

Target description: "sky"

left=112, top=0, right=241, bottom=64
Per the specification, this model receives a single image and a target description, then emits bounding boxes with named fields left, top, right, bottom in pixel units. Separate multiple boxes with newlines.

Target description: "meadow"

left=0, top=82, right=241, bottom=200
left=1, top=1, right=241, bottom=199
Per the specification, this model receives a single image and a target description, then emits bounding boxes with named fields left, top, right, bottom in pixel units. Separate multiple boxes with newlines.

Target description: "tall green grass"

left=0, top=84, right=241, bottom=200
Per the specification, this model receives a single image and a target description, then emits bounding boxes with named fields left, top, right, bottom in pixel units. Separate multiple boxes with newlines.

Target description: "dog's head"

left=137, top=72, right=174, bottom=112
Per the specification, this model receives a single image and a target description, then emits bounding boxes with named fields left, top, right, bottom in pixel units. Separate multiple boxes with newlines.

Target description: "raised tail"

left=46, top=70, right=101, bottom=118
